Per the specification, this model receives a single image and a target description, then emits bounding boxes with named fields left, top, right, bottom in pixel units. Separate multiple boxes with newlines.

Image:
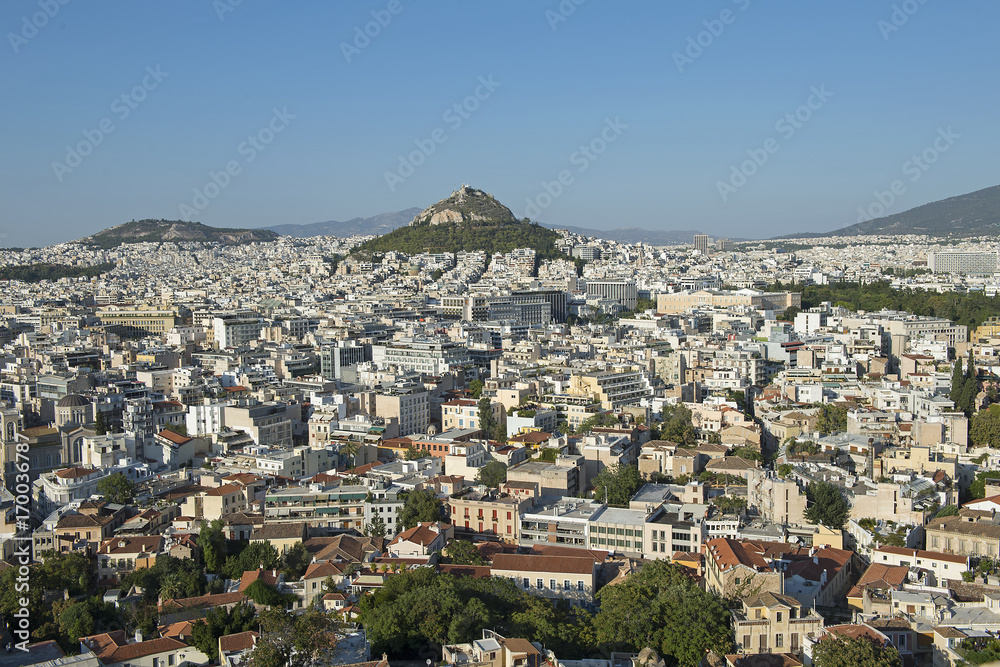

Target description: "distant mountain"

left=780, top=184, right=1000, bottom=239
left=541, top=223, right=713, bottom=245
left=267, top=208, right=421, bottom=238
left=353, top=186, right=566, bottom=259
left=80, top=219, right=279, bottom=248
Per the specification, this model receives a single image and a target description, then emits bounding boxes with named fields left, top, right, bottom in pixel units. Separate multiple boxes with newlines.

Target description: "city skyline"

left=3, top=1, right=999, bottom=248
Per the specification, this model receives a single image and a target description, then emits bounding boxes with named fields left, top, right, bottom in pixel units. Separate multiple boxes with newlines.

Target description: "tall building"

left=927, top=251, right=998, bottom=275
left=584, top=280, right=638, bottom=310
left=694, top=234, right=710, bottom=254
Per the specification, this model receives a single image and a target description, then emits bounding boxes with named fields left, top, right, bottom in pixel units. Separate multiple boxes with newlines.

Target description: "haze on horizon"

left=2, top=0, right=998, bottom=248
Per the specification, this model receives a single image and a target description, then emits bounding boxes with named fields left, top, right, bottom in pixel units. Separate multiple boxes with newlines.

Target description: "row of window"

left=521, top=578, right=585, bottom=592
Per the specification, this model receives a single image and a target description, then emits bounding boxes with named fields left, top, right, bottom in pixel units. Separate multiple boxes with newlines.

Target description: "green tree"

left=805, top=481, right=849, bottom=529
left=816, top=403, right=848, bottom=436
left=475, top=460, right=507, bottom=488
left=592, top=464, right=643, bottom=507
left=444, top=539, right=485, bottom=566
left=398, top=489, right=442, bottom=529
left=221, top=541, right=280, bottom=580
left=468, top=379, right=484, bottom=399
left=247, top=608, right=339, bottom=667
left=933, top=504, right=960, bottom=519
left=657, top=404, right=697, bottom=445
left=365, top=514, right=387, bottom=539
left=198, top=519, right=226, bottom=573
left=403, top=444, right=421, bottom=460
left=777, top=463, right=793, bottom=478
left=574, top=412, right=619, bottom=435
left=478, top=397, right=500, bottom=441
left=950, top=357, right=965, bottom=404
left=94, top=410, right=108, bottom=435
left=969, top=471, right=1000, bottom=500
left=595, top=560, right=733, bottom=666
left=244, top=580, right=295, bottom=607
left=96, top=472, right=136, bottom=505
left=190, top=603, right=257, bottom=660
left=342, top=441, right=360, bottom=469
left=812, top=633, right=902, bottom=667
left=970, top=404, right=1000, bottom=447
left=281, top=543, right=311, bottom=580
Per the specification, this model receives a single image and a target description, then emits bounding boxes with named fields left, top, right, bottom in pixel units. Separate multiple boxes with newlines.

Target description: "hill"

left=267, top=208, right=421, bottom=238
left=354, top=186, right=565, bottom=259
left=80, top=219, right=280, bottom=248
left=782, top=184, right=1000, bottom=239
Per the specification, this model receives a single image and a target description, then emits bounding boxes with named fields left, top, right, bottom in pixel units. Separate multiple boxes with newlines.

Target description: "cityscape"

left=4, top=3, right=1000, bottom=667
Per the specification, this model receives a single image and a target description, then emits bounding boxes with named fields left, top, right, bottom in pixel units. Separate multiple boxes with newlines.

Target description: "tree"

left=950, top=357, right=965, bottom=404
left=444, top=539, right=485, bottom=565
left=163, top=423, right=188, bottom=436
left=281, top=542, right=311, bottom=580
left=816, top=403, right=848, bottom=436
left=805, top=481, right=849, bottom=530
left=198, top=519, right=226, bottom=573
left=595, top=560, right=733, bottom=666
left=244, top=580, right=295, bottom=607
left=475, top=460, right=507, bottom=488
left=478, top=397, right=500, bottom=441
left=94, top=410, right=108, bottom=436
left=777, top=463, right=793, bottom=478
left=403, top=444, right=421, bottom=460
left=969, top=471, right=1000, bottom=500
left=657, top=404, right=697, bottom=445
left=575, top=411, right=619, bottom=435
left=366, top=514, right=387, bottom=539
left=221, top=541, right=280, bottom=580
left=591, top=464, right=643, bottom=507
left=96, top=472, right=136, bottom=505
left=247, top=608, right=339, bottom=667
left=970, top=404, right=1000, bottom=447
left=812, top=633, right=902, bottom=667
left=398, top=489, right=442, bottom=530
left=933, top=504, right=960, bottom=519
left=468, top=379, right=484, bottom=399
left=190, top=603, right=257, bottom=660
left=342, top=441, right=360, bottom=469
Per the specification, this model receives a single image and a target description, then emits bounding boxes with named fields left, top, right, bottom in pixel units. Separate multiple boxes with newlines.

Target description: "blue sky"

left=1, top=0, right=997, bottom=247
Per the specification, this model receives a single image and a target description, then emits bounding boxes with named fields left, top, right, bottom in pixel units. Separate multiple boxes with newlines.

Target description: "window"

left=742, top=635, right=750, bottom=649
left=776, top=611, right=782, bottom=622
left=537, top=578, right=544, bottom=589
left=168, top=657, right=175, bottom=667
left=577, top=581, right=584, bottom=591
left=564, top=580, right=571, bottom=591
left=775, top=634, right=783, bottom=648
left=550, top=579, right=556, bottom=590
left=523, top=578, right=529, bottom=588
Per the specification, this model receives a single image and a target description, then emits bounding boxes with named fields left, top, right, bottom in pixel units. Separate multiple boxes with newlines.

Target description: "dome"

left=56, top=394, right=92, bottom=408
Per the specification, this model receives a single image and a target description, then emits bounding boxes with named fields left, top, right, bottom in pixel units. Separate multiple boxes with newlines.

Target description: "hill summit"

left=80, top=219, right=279, bottom=248
left=409, top=185, right=519, bottom=226
left=354, top=186, right=565, bottom=260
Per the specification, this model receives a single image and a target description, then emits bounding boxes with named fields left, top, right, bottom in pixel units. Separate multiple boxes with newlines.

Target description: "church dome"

left=57, top=394, right=91, bottom=408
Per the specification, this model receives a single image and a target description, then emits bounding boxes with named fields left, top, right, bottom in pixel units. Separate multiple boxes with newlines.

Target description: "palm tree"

left=342, top=441, right=359, bottom=470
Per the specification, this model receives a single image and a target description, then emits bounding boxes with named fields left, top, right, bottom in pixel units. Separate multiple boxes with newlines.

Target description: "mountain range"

left=779, top=183, right=1000, bottom=239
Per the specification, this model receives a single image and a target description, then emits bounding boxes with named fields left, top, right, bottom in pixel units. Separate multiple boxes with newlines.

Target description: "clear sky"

left=2, top=0, right=997, bottom=247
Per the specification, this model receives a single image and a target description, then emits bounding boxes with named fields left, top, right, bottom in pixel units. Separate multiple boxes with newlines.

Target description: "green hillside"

left=81, top=219, right=279, bottom=248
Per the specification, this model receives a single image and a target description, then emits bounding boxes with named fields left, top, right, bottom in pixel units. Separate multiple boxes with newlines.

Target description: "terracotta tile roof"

left=251, top=523, right=306, bottom=541
left=203, top=483, right=241, bottom=496
left=158, top=429, right=192, bottom=445
left=303, top=561, right=347, bottom=580
left=158, top=621, right=195, bottom=640
left=159, top=592, right=246, bottom=612
left=55, top=466, right=98, bottom=479
left=530, top=544, right=608, bottom=563
left=437, top=564, right=493, bottom=578
left=822, top=624, right=888, bottom=643
left=219, top=631, right=258, bottom=653
left=98, top=536, right=164, bottom=555
left=389, top=523, right=447, bottom=548
left=874, top=545, right=968, bottom=565
left=79, top=630, right=187, bottom=663
left=238, top=569, right=279, bottom=592
left=490, top=553, right=596, bottom=576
